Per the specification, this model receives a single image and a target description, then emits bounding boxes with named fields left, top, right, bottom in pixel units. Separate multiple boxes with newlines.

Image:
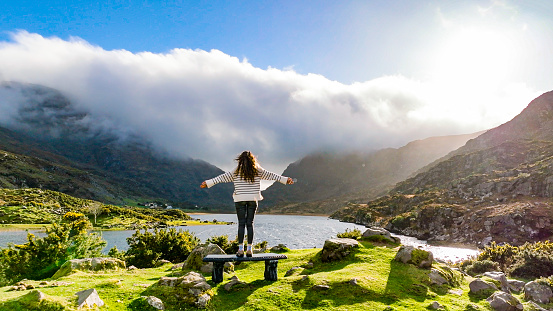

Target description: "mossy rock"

left=394, top=246, right=433, bottom=269
left=0, top=290, right=69, bottom=311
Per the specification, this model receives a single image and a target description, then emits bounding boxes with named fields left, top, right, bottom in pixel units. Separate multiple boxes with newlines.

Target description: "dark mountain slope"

left=0, top=82, right=233, bottom=209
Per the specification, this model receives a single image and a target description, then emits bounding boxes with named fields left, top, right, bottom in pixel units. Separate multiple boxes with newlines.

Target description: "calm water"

left=0, top=214, right=478, bottom=262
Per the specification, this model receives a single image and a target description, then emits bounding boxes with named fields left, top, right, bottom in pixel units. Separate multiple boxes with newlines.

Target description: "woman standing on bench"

left=200, top=151, right=294, bottom=257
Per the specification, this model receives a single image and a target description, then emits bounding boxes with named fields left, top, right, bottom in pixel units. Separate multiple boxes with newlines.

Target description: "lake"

left=0, top=214, right=479, bottom=262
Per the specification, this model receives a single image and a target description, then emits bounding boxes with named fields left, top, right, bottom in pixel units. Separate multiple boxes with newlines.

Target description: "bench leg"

left=264, top=260, right=279, bottom=281
left=212, top=262, right=224, bottom=283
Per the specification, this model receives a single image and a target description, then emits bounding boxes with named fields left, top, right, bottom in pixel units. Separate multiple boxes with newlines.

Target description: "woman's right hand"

left=200, top=181, right=207, bottom=188
left=287, top=178, right=294, bottom=185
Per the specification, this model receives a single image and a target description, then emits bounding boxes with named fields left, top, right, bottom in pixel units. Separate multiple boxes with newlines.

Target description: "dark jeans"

left=235, top=201, right=258, bottom=245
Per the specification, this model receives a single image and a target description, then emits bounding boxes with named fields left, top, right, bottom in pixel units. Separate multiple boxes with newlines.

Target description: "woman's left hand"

left=286, top=178, right=294, bottom=185
left=200, top=181, right=207, bottom=188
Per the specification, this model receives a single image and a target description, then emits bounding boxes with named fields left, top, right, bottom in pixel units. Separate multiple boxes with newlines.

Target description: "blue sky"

left=1, top=0, right=552, bottom=171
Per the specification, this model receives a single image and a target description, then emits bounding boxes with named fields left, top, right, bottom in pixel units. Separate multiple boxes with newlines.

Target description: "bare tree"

left=88, top=202, right=103, bottom=225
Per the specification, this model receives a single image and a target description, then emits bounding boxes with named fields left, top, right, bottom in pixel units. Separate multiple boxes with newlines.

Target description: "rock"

left=183, top=243, right=233, bottom=274
left=508, top=280, right=525, bottom=293
left=525, top=301, right=547, bottom=310
left=429, top=301, right=444, bottom=309
left=303, top=261, right=314, bottom=269
left=486, top=291, right=523, bottom=311
left=157, top=271, right=212, bottom=308
left=483, top=271, right=510, bottom=292
left=428, top=269, right=448, bottom=285
left=128, top=265, right=138, bottom=270
left=171, top=263, right=184, bottom=270
left=448, top=289, right=463, bottom=296
left=224, top=276, right=247, bottom=291
left=53, top=257, right=126, bottom=278
left=196, top=293, right=211, bottom=309
left=321, top=238, right=359, bottom=262
left=144, top=296, right=165, bottom=310
left=27, top=290, right=46, bottom=301
left=394, top=246, right=433, bottom=269
left=75, top=288, right=104, bottom=309
left=469, top=279, right=498, bottom=295
left=349, top=278, right=359, bottom=285
left=270, top=244, right=289, bottom=252
left=524, top=281, right=553, bottom=304
left=285, top=267, right=302, bottom=277
left=362, top=227, right=400, bottom=243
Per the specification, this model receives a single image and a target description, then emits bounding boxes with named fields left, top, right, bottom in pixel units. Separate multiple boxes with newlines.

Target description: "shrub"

left=508, top=249, right=553, bottom=279
left=0, top=219, right=105, bottom=284
left=125, top=228, right=200, bottom=268
left=465, top=260, right=500, bottom=276
left=107, top=245, right=126, bottom=261
left=477, top=242, right=518, bottom=272
left=337, top=228, right=362, bottom=240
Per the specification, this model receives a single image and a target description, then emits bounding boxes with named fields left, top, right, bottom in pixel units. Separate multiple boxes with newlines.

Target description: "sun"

left=430, top=26, right=519, bottom=89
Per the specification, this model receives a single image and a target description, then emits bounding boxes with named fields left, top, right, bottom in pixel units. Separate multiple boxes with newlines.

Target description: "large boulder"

left=394, top=246, right=433, bottom=269
left=157, top=271, right=212, bottom=308
left=321, top=238, right=359, bottom=262
left=53, top=257, right=126, bottom=278
left=524, top=281, right=553, bottom=304
left=183, top=243, right=233, bottom=274
left=486, top=291, right=523, bottom=311
left=469, top=279, right=498, bottom=295
left=483, top=272, right=510, bottom=293
left=362, top=227, right=400, bottom=244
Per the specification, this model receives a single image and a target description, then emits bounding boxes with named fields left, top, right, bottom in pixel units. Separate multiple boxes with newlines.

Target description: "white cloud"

left=0, top=31, right=541, bottom=172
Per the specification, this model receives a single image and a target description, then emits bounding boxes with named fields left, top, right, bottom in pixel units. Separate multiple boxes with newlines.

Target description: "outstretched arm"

left=200, top=171, right=234, bottom=188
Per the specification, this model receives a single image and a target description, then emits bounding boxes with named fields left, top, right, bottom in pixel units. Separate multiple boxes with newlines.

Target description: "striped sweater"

left=205, top=166, right=289, bottom=202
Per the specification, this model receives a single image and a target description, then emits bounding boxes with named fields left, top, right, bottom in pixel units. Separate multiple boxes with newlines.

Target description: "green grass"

left=0, top=241, right=505, bottom=310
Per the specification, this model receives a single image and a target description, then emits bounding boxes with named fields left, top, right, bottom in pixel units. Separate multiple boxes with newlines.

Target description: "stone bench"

left=202, top=253, right=287, bottom=283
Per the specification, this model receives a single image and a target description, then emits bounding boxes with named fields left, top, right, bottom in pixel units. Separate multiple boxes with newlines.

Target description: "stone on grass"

left=483, top=272, right=510, bottom=293
left=144, top=296, right=165, bottom=310
left=157, top=271, right=212, bottom=308
left=27, top=290, right=46, bottom=301
left=486, top=291, right=523, bottom=311
left=429, top=269, right=448, bottom=285
left=349, top=278, right=359, bottom=285
left=224, top=276, right=247, bottom=291
left=75, top=288, right=104, bottom=309
left=155, top=259, right=171, bottom=267
left=469, top=279, right=498, bottom=295
left=321, top=238, right=359, bottom=262
left=429, top=301, right=444, bottom=309
left=53, top=257, right=126, bottom=278
left=183, top=243, right=233, bottom=274
left=362, top=227, right=400, bottom=243
left=524, top=281, right=553, bottom=304
left=270, top=244, right=289, bottom=252
left=394, top=246, right=433, bottom=269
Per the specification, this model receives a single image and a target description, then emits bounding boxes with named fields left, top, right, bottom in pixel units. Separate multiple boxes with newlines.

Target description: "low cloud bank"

left=0, top=31, right=539, bottom=172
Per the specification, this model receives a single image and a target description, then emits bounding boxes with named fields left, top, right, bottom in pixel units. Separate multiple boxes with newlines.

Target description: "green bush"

left=337, top=228, right=362, bottom=240
left=206, top=235, right=238, bottom=254
left=107, top=245, right=126, bottom=261
left=508, top=249, right=553, bottom=279
left=465, top=260, right=500, bottom=276
left=0, top=219, right=106, bottom=284
left=477, top=242, right=518, bottom=272
left=125, top=228, right=200, bottom=268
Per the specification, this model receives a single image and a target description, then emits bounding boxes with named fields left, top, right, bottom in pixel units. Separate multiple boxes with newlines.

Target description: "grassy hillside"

left=0, top=188, right=199, bottom=229
left=0, top=241, right=502, bottom=311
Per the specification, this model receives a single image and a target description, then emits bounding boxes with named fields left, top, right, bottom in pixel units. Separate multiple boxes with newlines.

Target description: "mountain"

left=331, top=91, right=553, bottom=246
left=261, top=131, right=482, bottom=214
left=0, top=82, right=233, bottom=210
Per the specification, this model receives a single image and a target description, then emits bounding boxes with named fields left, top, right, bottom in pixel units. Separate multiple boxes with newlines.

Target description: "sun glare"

left=432, top=27, right=518, bottom=88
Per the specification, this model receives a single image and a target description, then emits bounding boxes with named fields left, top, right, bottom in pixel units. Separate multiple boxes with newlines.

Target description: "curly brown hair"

left=234, top=151, right=258, bottom=183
